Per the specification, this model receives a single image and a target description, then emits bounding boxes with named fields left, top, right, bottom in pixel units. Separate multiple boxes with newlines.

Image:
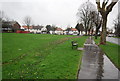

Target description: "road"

left=106, top=37, right=120, bottom=45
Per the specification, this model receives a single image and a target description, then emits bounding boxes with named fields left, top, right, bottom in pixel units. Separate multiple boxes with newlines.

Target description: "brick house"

left=64, top=28, right=79, bottom=35
left=69, top=28, right=79, bottom=35
left=55, top=28, right=63, bottom=35
left=22, top=25, right=44, bottom=34
left=2, top=21, right=21, bottom=33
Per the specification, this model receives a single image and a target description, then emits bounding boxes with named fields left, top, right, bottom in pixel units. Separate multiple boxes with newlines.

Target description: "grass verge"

left=94, top=36, right=120, bottom=70
left=113, top=37, right=120, bottom=38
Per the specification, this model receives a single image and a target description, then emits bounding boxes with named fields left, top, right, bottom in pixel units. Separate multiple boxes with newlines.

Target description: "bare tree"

left=23, top=16, right=32, bottom=31
left=77, top=1, right=97, bottom=35
left=0, top=10, right=11, bottom=22
left=0, top=10, right=4, bottom=33
left=96, top=0, right=118, bottom=44
left=75, top=23, right=84, bottom=35
left=0, top=11, right=11, bottom=33
left=51, top=24, right=57, bottom=34
left=46, top=25, right=52, bottom=34
left=114, top=13, right=120, bottom=37
left=90, top=11, right=102, bottom=39
left=0, top=10, right=5, bottom=21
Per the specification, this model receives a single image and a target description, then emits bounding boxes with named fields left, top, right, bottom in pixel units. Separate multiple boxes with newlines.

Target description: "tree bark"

left=95, top=22, right=101, bottom=39
left=96, top=0, right=118, bottom=45
left=85, top=30, right=87, bottom=35
left=95, top=28, right=99, bottom=39
left=78, top=31, right=80, bottom=35
left=27, top=25, right=29, bottom=31
left=100, top=15, right=107, bottom=44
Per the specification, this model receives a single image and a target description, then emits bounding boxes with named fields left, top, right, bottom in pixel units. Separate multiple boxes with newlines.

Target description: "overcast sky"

left=0, top=0, right=119, bottom=29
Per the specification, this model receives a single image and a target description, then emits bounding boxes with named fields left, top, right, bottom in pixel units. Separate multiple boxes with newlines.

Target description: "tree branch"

left=106, top=0, right=118, bottom=14
left=105, top=0, right=109, bottom=6
left=96, top=0, right=102, bottom=11
left=102, top=0, right=106, bottom=9
left=96, top=0, right=104, bottom=15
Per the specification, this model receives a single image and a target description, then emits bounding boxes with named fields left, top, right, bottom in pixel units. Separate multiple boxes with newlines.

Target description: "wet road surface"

left=106, top=37, right=120, bottom=45
left=78, top=37, right=118, bottom=80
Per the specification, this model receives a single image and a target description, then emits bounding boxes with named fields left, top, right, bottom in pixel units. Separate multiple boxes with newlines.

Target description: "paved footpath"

left=78, top=37, right=118, bottom=80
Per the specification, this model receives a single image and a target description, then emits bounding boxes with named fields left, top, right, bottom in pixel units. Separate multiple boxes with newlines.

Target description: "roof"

left=2, top=21, right=18, bottom=25
left=32, top=25, right=43, bottom=29
left=22, top=26, right=33, bottom=29
left=2, top=21, right=21, bottom=28
left=22, top=25, right=43, bottom=29
left=70, top=28, right=78, bottom=31
left=56, top=28, right=63, bottom=31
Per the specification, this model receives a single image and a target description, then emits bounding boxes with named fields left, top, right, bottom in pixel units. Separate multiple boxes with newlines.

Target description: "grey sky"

left=0, top=0, right=118, bottom=29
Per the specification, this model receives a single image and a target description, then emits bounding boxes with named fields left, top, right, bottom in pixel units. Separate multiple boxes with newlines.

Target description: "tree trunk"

left=95, top=26, right=98, bottom=39
left=81, top=31, right=82, bottom=35
left=100, top=15, right=107, bottom=44
left=95, top=23, right=101, bottom=39
left=95, top=28, right=98, bottom=39
left=79, top=31, right=80, bottom=35
left=28, top=27, right=29, bottom=31
left=27, top=25, right=29, bottom=31
left=85, top=30, right=87, bottom=36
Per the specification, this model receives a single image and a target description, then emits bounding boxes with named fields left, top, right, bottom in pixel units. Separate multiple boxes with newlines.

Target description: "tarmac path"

left=78, top=37, right=118, bottom=80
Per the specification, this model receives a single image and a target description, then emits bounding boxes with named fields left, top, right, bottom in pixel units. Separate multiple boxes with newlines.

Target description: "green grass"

left=2, top=33, right=88, bottom=79
left=94, top=36, right=120, bottom=69
left=0, top=33, right=2, bottom=80
left=113, top=37, right=120, bottom=38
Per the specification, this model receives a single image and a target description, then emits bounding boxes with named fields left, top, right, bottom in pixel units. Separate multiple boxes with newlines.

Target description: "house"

left=64, top=28, right=79, bottom=35
left=22, top=26, right=32, bottom=30
left=41, top=27, right=47, bottom=34
left=2, top=21, right=21, bottom=33
left=49, top=30, right=55, bottom=34
left=22, top=25, right=43, bottom=34
left=69, top=28, right=79, bottom=35
left=32, top=25, right=43, bottom=34
left=55, top=28, right=63, bottom=35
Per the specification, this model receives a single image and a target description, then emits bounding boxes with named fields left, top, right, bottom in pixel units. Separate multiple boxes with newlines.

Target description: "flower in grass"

left=18, top=49, right=22, bottom=51
left=10, top=73, right=13, bottom=75
left=36, top=77, right=38, bottom=79
left=34, top=72, right=37, bottom=75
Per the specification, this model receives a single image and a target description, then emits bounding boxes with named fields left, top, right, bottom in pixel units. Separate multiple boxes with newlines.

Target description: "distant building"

left=64, top=28, right=79, bottom=35
left=69, top=28, right=79, bottom=35
left=55, top=28, right=63, bottom=35
left=41, top=27, right=47, bottom=34
left=2, top=21, right=21, bottom=33
left=22, top=25, right=43, bottom=34
left=22, top=26, right=33, bottom=30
